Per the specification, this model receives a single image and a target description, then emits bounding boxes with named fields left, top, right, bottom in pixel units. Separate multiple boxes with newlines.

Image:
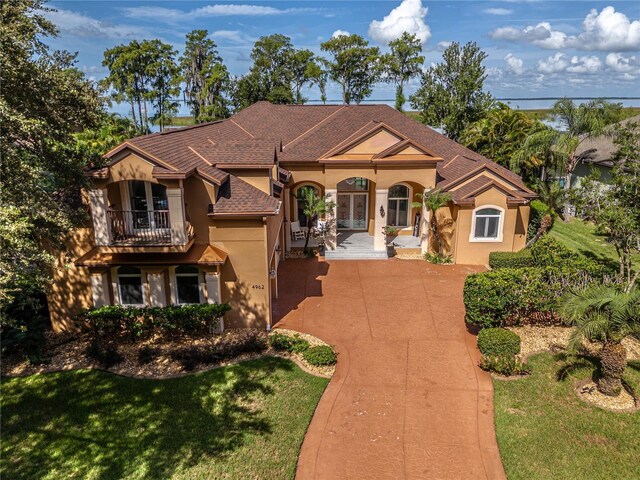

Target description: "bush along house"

left=49, top=102, right=536, bottom=331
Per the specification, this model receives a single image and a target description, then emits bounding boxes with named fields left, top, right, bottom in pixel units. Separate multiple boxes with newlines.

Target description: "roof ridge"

left=283, top=105, right=347, bottom=149
left=157, top=120, right=226, bottom=136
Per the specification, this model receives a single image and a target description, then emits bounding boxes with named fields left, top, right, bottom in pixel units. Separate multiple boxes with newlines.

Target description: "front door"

left=337, top=193, right=368, bottom=230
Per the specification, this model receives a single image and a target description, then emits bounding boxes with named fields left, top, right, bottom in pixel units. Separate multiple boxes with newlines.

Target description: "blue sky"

left=44, top=1, right=640, bottom=113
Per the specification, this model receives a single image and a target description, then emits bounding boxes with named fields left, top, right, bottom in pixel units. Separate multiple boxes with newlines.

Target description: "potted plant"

left=383, top=225, right=400, bottom=256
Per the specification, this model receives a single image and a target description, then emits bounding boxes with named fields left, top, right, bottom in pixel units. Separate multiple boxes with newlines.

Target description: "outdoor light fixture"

left=380, top=205, right=385, bottom=217
left=269, top=269, right=277, bottom=279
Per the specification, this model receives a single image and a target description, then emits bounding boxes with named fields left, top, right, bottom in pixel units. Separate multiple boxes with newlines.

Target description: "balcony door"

left=125, top=181, right=169, bottom=231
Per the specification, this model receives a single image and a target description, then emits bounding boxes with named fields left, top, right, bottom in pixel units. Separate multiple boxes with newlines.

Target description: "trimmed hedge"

left=477, top=328, right=521, bottom=356
left=269, top=332, right=310, bottom=353
left=489, top=250, right=534, bottom=269
left=80, top=304, right=230, bottom=340
left=479, top=355, right=530, bottom=376
left=464, top=262, right=605, bottom=329
left=302, top=345, right=337, bottom=366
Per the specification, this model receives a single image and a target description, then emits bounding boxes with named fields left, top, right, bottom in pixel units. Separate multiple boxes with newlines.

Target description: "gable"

left=344, top=129, right=402, bottom=155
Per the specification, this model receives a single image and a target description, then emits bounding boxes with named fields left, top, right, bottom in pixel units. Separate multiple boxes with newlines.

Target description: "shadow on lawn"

left=1, top=357, right=291, bottom=479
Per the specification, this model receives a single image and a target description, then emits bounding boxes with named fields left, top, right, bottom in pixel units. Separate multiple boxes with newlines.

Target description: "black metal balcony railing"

left=108, top=209, right=171, bottom=245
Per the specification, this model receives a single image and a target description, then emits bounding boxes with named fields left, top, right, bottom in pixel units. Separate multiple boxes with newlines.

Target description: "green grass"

left=494, top=353, right=640, bottom=480
left=1, top=357, right=328, bottom=479
left=153, top=116, right=196, bottom=127
left=549, top=218, right=640, bottom=272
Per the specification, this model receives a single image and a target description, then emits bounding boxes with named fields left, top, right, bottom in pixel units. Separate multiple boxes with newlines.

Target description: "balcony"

left=89, top=186, right=194, bottom=251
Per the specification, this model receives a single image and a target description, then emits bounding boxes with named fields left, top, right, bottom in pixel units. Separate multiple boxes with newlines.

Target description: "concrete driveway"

left=273, top=258, right=506, bottom=480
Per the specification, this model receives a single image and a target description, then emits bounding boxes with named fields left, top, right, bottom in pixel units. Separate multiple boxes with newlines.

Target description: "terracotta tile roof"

left=209, top=175, right=280, bottom=216
left=192, top=140, right=277, bottom=167
left=103, top=101, right=533, bottom=210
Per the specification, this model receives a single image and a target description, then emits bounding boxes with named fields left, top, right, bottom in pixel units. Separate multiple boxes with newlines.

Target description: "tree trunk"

left=130, top=99, right=138, bottom=131
left=430, top=211, right=441, bottom=255
left=303, top=215, right=315, bottom=251
left=598, top=341, right=626, bottom=396
left=525, top=214, right=553, bottom=248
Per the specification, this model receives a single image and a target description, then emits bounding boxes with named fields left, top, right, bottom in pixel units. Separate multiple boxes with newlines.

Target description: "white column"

left=90, top=272, right=111, bottom=307
left=325, top=188, right=337, bottom=250
left=89, top=189, right=111, bottom=246
left=374, top=188, right=388, bottom=251
left=167, top=188, right=187, bottom=245
left=205, top=272, right=221, bottom=303
left=205, top=271, right=223, bottom=332
left=283, top=187, right=291, bottom=252
left=420, top=188, right=430, bottom=254
left=147, top=271, right=166, bottom=307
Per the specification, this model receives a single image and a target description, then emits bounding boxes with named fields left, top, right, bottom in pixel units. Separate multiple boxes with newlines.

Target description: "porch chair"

left=290, top=221, right=305, bottom=240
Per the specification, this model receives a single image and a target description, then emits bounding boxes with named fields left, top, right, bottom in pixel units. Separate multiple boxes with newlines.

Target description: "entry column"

left=325, top=187, right=337, bottom=250
left=374, top=188, right=388, bottom=251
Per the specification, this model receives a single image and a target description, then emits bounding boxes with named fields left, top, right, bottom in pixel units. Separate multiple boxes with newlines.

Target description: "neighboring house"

left=572, top=114, right=640, bottom=189
left=48, top=102, right=535, bottom=331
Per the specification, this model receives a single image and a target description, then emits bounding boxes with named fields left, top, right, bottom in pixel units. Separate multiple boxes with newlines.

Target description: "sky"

left=43, top=0, right=640, bottom=114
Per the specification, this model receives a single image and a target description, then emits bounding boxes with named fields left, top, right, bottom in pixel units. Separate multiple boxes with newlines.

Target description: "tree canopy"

left=1, top=0, right=104, bottom=326
left=320, top=34, right=382, bottom=105
left=410, top=41, right=494, bottom=141
left=382, top=32, right=424, bottom=112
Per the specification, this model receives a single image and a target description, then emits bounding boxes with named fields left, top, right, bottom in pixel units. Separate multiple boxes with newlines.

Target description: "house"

left=48, top=102, right=535, bottom=331
left=572, top=114, right=640, bottom=189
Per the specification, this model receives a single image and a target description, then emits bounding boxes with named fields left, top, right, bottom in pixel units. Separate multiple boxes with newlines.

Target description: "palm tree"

left=413, top=189, right=452, bottom=256
left=301, top=188, right=336, bottom=251
left=559, top=285, right=640, bottom=396
left=513, top=98, right=621, bottom=216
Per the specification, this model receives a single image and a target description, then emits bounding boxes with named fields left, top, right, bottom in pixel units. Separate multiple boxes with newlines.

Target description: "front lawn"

left=549, top=218, right=640, bottom=271
left=1, top=357, right=328, bottom=479
left=494, top=353, right=640, bottom=480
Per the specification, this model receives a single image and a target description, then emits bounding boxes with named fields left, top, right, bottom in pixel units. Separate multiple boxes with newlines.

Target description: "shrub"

left=170, top=329, right=267, bottom=371
left=479, top=355, right=530, bottom=376
left=527, top=199, right=553, bottom=242
left=529, top=235, right=574, bottom=266
left=86, top=340, right=124, bottom=368
left=477, top=328, right=521, bottom=356
left=138, top=345, right=160, bottom=365
left=464, top=264, right=604, bottom=328
left=80, top=303, right=230, bottom=340
left=424, top=252, right=453, bottom=264
left=269, top=332, right=309, bottom=353
left=489, top=250, right=534, bottom=269
left=302, top=345, right=337, bottom=366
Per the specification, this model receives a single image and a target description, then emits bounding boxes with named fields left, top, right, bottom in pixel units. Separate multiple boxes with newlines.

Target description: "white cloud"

left=122, top=4, right=320, bottom=22
left=368, top=0, right=431, bottom=44
left=490, top=6, right=640, bottom=52
left=211, top=30, right=253, bottom=45
left=566, top=55, right=601, bottom=74
left=484, top=8, right=513, bottom=16
left=605, top=53, right=640, bottom=73
left=45, top=8, right=151, bottom=39
left=537, top=53, right=570, bottom=73
left=436, top=41, right=452, bottom=51
left=537, top=53, right=601, bottom=74
left=331, top=30, right=350, bottom=38
left=504, top=53, right=525, bottom=74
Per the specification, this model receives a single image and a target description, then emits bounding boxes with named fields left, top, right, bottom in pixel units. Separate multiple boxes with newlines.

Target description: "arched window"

left=296, top=185, right=319, bottom=227
left=118, top=266, right=144, bottom=305
left=472, top=207, right=503, bottom=241
left=175, top=265, right=201, bottom=304
left=387, top=184, right=411, bottom=227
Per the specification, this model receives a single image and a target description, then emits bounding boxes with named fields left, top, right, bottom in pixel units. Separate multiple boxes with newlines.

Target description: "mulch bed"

left=1, top=329, right=334, bottom=379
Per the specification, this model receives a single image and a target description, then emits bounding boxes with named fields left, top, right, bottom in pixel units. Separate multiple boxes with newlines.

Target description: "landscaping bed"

left=494, top=353, right=640, bottom=480
left=2, top=328, right=336, bottom=379
left=1, top=357, right=329, bottom=479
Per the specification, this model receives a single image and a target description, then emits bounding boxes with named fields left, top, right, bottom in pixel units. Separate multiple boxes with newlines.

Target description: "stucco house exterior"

left=48, top=102, right=535, bottom=331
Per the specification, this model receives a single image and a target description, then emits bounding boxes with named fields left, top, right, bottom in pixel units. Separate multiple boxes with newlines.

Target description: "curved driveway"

left=273, top=258, right=506, bottom=480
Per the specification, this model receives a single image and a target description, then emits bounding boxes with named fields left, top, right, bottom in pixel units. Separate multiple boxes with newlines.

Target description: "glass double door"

left=337, top=193, right=368, bottom=230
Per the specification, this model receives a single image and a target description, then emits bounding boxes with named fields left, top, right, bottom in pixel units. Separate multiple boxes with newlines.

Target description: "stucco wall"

left=47, top=228, right=95, bottom=331
left=210, top=219, right=271, bottom=328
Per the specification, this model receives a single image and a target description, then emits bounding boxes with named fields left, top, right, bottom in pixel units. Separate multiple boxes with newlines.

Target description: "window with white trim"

left=387, top=184, right=410, bottom=227
left=175, top=265, right=201, bottom=304
left=473, top=208, right=502, bottom=240
left=118, top=266, right=145, bottom=305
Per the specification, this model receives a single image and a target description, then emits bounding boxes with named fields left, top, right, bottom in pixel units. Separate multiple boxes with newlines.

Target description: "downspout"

left=263, top=216, right=272, bottom=332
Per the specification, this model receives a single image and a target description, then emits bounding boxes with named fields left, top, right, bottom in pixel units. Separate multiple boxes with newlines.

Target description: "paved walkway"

left=273, top=258, right=506, bottom=480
